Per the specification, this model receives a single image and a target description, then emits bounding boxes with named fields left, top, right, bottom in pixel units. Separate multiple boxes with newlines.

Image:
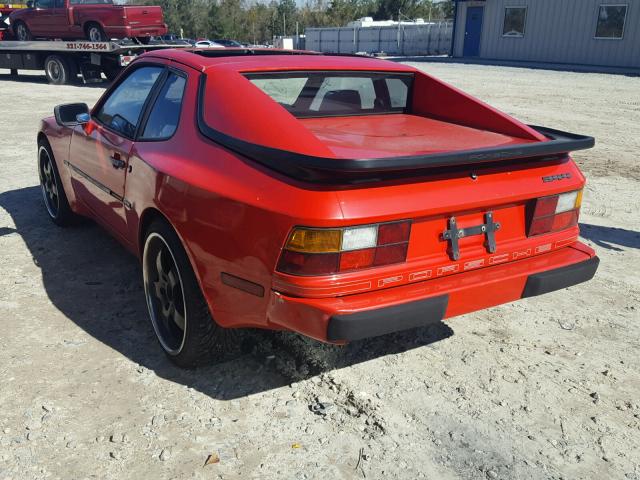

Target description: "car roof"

left=139, top=48, right=416, bottom=74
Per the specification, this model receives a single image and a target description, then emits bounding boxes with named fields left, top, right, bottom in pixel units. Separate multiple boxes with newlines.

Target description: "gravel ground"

left=0, top=64, right=638, bottom=480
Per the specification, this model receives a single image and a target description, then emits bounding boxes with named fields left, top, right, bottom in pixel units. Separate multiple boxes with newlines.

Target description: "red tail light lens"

left=339, top=248, right=375, bottom=271
left=278, top=250, right=340, bottom=276
left=277, top=221, right=411, bottom=276
left=528, top=190, right=582, bottom=237
left=374, top=243, right=409, bottom=266
left=377, top=221, right=411, bottom=245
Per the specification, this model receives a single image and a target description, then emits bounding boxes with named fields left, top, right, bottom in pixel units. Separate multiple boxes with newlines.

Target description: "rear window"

left=245, top=71, right=413, bottom=118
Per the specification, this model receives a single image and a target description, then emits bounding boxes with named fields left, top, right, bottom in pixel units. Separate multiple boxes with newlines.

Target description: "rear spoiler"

left=197, top=80, right=594, bottom=184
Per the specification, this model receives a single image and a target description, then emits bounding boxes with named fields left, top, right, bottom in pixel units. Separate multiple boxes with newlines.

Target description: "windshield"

left=244, top=71, right=412, bottom=118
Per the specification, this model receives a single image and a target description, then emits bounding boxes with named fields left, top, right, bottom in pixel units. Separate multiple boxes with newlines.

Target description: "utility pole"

left=283, top=12, right=286, bottom=36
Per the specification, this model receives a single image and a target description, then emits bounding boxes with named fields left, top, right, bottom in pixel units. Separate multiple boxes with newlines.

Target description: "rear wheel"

left=44, top=55, right=77, bottom=85
left=85, top=22, right=107, bottom=42
left=14, top=21, right=32, bottom=41
left=38, top=140, right=77, bottom=226
left=142, top=219, right=236, bottom=367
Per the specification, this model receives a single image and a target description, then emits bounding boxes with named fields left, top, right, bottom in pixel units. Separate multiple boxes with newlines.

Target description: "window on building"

left=595, top=5, right=628, bottom=39
left=502, top=7, right=527, bottom=37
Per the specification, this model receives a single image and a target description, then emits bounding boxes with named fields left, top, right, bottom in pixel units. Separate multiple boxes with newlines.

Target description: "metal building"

left=452, top=0, right=640, bottom=69
left=305, top=21, right=453, bottom=56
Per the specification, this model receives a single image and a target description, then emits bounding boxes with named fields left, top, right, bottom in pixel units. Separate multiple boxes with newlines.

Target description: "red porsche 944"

left=38, top=49, right=599, bottom=366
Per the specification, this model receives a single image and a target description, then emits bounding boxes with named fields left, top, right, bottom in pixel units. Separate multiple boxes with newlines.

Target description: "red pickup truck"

left=10, top=0, right=167, bottom=42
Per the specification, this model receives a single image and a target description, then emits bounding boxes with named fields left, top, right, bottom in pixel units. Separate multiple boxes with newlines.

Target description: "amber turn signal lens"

left=278, top=221, right=411, bottom=276
left=575, top=189, right=583, bottom=209
left=285, top=228, right=342, bottom=253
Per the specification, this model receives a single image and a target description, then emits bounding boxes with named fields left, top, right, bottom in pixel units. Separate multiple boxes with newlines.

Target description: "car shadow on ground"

left=0, top=185, right=454, bottom=400
left=580, top=223, right=640, bottom=251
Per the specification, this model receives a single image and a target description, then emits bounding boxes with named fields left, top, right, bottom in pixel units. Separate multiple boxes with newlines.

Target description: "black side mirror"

left=54, top=103, right=89, bottom=127
left=26, top=0, right=34, bottom=8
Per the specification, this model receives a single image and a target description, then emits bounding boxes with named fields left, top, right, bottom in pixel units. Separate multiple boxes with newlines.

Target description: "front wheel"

left=38, top=141, right=77, bottom=226
left=14, top=21, right=32, bottom=41
left=142, top=219, right=236, bottom=367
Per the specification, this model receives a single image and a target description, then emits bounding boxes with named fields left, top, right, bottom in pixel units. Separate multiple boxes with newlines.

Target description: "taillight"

left=528, top=189, right=582, bottom=236
left=277, top=221, right=412, bottom=276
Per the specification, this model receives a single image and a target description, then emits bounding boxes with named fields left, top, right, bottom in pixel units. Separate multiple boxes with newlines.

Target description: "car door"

left=68, top=65, right=164, bottom=240
left=28, top=0, right=61, bottom=36
left=48, top=0, right=68, bottom=36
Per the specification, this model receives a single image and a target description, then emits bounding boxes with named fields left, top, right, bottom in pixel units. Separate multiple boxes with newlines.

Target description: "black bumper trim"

left=327, top=294, right=449, bottom=342
left=522, top=256, right=599, bottom=298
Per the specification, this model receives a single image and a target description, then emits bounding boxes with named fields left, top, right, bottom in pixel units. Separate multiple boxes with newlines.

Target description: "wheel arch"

left=83, top=20, right=105, bottom=34
left=37, top=131, right=49, bottom=147
left=137, top=206, right=215, bottom=319
left=138, top=207, right=172, bottom=258
left=37, top=131, right=60, bottom=170
left=12, top=18, right=28, bottom=29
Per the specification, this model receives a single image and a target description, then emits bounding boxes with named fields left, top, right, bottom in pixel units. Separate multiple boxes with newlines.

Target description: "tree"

left=128, top=0, right=449, bottom=44
left=275, top=0, right=297, bottom=36
left=208, top=0, right=245, bottom=40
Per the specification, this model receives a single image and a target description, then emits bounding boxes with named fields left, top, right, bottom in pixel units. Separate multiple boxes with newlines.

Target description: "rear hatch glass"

left=244, top=71, right=413, bottom=118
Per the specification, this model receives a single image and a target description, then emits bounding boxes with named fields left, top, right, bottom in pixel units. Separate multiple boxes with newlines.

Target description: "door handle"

left=110, top=153, right=125, bottom=170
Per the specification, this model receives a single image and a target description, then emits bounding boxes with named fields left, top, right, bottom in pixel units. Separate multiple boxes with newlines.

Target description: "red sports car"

left=38, top=49, right=599, bottom=367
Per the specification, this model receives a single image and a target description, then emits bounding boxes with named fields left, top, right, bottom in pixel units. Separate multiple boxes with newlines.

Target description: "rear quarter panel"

left=125, top=64, right=343, bottom=328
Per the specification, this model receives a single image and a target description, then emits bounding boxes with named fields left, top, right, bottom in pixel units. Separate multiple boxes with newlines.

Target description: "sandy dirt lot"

left=0, top=64, right=638, bottom=480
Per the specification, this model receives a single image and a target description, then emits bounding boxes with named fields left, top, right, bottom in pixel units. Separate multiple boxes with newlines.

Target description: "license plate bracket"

left=442, top=212, right=501, bottom=261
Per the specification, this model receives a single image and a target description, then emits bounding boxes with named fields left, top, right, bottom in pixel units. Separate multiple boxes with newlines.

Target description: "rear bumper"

left=327, top=295, right=449, bottom=341
left=105, top=24, right=168, bottom=38
left=522, top=256, right=599, bottom=298
left=267, top=242, right=598, bottom=342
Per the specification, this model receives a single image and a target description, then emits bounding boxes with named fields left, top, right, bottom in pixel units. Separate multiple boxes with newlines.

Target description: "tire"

left=136, top=36, right=151, bottom=45
left=38, top=139, right=77, bottom=227
left=142, top=219, right=236, bottom=367
left=85, top=22, right=107, bottom=42
left=14, top=21, right=32, bottom=41
left=44, top=55, right=77, bottom=85
left=102, top=66, right=121, bottom=82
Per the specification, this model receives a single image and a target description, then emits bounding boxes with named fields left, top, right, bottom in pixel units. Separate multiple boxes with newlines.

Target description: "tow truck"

left=0, top=38, right=187, bottom=84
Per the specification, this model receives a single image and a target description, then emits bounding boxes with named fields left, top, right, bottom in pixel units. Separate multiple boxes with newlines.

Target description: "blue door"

left=463, top=6, right=484, bottom=57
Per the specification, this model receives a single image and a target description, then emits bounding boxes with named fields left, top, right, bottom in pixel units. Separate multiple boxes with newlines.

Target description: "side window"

left=95, top=66, right=162, bottom=138
left=35, top=0, right=55, bottom=8
left=54, top=0, right=64, bottom=7
left=140, top=72, right=186, bottom=140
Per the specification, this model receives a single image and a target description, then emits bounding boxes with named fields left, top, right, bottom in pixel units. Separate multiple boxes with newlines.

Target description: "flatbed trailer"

left=0, top=39, right=186, bottom=84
